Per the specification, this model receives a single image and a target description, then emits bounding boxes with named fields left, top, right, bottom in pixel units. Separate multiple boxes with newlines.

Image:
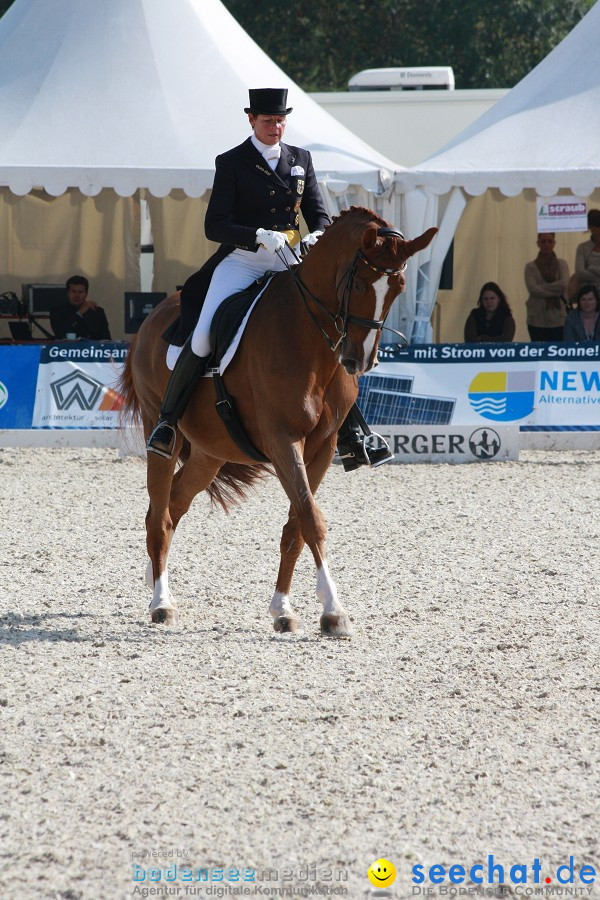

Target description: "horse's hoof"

left=320, top=612, right=352, bottom=638
left=151, top=607, right=179, bottom=626
left=273, top=615, right=300, bottom=634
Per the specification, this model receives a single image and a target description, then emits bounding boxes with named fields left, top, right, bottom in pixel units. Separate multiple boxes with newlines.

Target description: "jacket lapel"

left=240, top=138, right=296, bottom=189
left=241, top=137, right=276, bottom=181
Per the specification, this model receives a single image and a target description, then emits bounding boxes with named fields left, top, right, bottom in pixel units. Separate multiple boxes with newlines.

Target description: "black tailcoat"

left=174, top=138, right=331, bottom=344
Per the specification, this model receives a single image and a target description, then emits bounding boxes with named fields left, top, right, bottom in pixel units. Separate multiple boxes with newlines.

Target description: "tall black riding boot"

left=146, top=338, right=208, bottom=459
left=336, top=404, right=394, bottom=473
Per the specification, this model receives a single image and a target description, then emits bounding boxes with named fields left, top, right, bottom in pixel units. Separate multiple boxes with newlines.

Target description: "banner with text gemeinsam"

left=32, top=342, right=128, bottom=429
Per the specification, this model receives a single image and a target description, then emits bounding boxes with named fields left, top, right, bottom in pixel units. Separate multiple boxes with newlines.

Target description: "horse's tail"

left=118, top=336, right=142, bottom=429
left=207, top=462, right=272, bottom=512
left=118, top=337, right=270, bottom=508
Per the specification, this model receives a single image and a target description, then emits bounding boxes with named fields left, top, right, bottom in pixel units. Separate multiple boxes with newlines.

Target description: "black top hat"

left=244, top=88, right=293, bottom=116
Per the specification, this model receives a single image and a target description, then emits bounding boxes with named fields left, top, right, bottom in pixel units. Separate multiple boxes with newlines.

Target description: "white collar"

left=251, top=134, right=281, bottom=159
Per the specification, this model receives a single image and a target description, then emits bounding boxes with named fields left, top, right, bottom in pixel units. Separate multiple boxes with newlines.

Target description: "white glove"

left=302, top=230, right=323, bottom=248
left=256, top=228, right=288, bottom=254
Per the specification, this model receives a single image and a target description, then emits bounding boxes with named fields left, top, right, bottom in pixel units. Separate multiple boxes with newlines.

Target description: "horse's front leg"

left=271, top=439, right=352, bottom=638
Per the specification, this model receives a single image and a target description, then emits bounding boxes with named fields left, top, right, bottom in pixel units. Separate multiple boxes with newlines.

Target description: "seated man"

left=50, top=275, right=111, bottom=340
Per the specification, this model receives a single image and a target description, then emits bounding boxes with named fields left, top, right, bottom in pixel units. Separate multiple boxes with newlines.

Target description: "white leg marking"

left=361, top=276, right=388, bottom=369
left=316, top=561, right=343, bottom=616
left=145, top=558, right=153, bottom=590
left=150, top=572, right=176, bottom=613
left=269, top=591, right=295, bottom=619
left=145, top=531, right=174, bottom=590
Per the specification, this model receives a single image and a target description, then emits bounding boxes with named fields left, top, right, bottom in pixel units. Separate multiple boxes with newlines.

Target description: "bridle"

left=282, top=226, right=408, bottom=353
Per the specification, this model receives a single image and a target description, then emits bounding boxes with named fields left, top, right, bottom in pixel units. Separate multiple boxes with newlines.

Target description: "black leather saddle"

left=207, top=272, right=277, bottom=368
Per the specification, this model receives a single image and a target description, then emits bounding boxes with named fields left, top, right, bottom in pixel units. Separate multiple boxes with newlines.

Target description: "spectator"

left=524, top=233, right=569, bottom=341
left=574, top=209, right=600, bottom=292
left=464, top=282, right=515, bottom=342
left=563, top=284, right=600, bottom=342
left=50, top=275, right=111, bottom=340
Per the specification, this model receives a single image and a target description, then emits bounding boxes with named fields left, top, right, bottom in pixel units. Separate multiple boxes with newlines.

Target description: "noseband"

left=291, top=226, right=407, bottom=352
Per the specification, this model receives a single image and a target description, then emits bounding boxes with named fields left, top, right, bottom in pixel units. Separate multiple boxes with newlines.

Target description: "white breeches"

left=190, top=245, right=298, bottom=358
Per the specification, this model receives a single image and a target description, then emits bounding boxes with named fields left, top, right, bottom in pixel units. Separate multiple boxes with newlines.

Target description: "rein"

left=281, top=226, right=408, bottom=352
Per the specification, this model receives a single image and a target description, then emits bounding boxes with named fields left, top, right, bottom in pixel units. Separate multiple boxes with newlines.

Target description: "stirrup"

left=146, top=421, right=177, bottom=459
left=365, top=431, right=394, bottom=468
left=337, top=430, right=394, bottom=472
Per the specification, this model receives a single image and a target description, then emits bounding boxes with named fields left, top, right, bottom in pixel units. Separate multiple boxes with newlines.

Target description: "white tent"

left=0, top=0, right=402, bottom=338
left=393, top=0, right=600, bottom=343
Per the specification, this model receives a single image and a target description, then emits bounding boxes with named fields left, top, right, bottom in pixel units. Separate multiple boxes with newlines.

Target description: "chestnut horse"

left=119, top=206, right=436, bottom=636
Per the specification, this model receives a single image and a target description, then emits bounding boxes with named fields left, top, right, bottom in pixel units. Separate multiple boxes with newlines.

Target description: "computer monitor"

left=124, top=291, right=167, bottom=334
left=23, top=283, right=67, bottom=317
left=9, top=320, right=32, bottom=341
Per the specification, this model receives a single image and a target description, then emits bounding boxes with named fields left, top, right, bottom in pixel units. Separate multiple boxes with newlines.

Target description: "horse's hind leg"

left=146, top=450, right=222, bottom=625
left=271, top=511, right=304, bottom=633
left=145, top=450, right=181, bottom=625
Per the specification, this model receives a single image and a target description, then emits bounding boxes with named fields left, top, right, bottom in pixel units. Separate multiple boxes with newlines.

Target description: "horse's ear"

left=362, top=223, right=380, bottom=250
left=403, top=227, right=438, bottom=259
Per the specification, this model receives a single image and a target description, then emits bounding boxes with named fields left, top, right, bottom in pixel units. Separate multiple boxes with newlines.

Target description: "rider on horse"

left=146, top=87, right=393, bottom=472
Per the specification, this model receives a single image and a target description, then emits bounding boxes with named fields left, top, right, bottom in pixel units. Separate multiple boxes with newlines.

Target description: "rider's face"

left=249, top=113, right=287, bottom=145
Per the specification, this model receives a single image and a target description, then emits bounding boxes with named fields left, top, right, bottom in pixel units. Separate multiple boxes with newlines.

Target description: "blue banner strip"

left=520, top=425, right=600, bottom=432
left=0, top=345, right=41, bottom=428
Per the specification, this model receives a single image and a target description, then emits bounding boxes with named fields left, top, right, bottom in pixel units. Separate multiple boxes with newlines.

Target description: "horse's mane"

left=325, top=205, right=389, bottom=234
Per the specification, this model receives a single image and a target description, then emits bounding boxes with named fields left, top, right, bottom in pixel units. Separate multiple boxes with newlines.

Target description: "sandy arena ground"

left=1, top=447, right=599, bottom=900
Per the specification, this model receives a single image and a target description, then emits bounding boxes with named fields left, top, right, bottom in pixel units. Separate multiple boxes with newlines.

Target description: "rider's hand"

left=256, top=228, right=289, bottom=254
left=302, top=230, right=323, bottom=249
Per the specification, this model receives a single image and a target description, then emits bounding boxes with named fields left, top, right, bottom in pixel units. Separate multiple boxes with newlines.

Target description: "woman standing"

left=575, top=209, right=600, bottom=292
left=563, top=284, right=600, bottom=341
left=524, top=232, right=569, bottom=341
left=464, top=282, right=515, bottom=342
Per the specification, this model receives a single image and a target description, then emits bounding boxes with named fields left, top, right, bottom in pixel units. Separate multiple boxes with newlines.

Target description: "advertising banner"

left=364, top=425, right=520, bottom=463
left=0, top=345, right=41, bottom=429
left=363, top=342, right=600, bottom=435
left=2, top=342, right=600, bottom=457
left=32, top=342, right=128, bottom=429
left=536, top=195, right=588, bottom=233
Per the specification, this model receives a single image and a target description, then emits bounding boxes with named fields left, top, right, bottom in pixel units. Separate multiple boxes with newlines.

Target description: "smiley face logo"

left=368, top=858, right=396, bottom=887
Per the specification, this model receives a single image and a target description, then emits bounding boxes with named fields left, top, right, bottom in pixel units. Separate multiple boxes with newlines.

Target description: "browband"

left=377, top=227, right=405, bottom=240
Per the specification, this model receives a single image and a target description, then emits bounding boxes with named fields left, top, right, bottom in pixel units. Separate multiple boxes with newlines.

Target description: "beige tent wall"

left=0, top=188, right=140, bottom=341
left=147, top=191, right=219, bottom=296
left=436, top=188, right=600, bottom=343
left=147, top=185, right=376, bottom=300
